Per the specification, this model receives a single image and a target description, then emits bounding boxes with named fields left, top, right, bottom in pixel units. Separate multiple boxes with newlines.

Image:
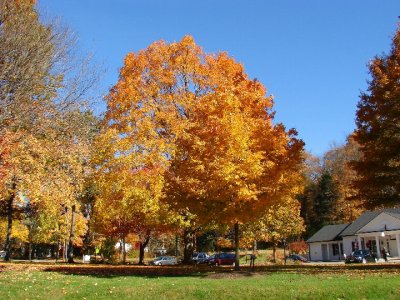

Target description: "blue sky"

left=38, top=0, right=399, bottom=155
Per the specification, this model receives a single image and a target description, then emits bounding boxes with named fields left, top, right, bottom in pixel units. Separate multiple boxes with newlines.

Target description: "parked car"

left=0, top=251, right=6, bottom=259
left=150, top=256, right=177, bottom=266
left=209, top=252, right=236, bottom=266
left=286, top=254, right=308, bottom=263
left=192, top=252, right=209, bottom=264
left=206, top=254, right=216, bottom=265
left=345, top=250, right=377, bottom=264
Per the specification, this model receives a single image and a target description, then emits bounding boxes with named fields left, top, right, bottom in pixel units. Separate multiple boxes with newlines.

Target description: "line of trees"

left=0, top=0, right=99, bottom=262
left=1, top=1, right=399, bottom=268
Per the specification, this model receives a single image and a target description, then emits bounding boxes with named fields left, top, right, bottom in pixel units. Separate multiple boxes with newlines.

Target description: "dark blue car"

left=286, top=254, right=308, bottom=262
left=345, top=250, right=377, bottom=264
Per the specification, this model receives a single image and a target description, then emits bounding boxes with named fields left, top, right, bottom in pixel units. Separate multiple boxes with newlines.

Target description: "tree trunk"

left=193, top=234, right=197, bottom=252
left=122, top=236, right=126, bottom=264
left=63, top=240, right=67, bottom=261
left=175, top=234, right=179, bottom=257
left=234, top=222, right=240, bottom=271
left=28, top=224, right=33, bottom=261
left=182, top=229, right=194, bottom=264
left=283, top=239, right=287, bottom=265
left=56, top=240, right=60, bottom=262
left=28, top=242, right=32, bottom=261
left=119, top=236, right=123, bottom=263
left=139, top=234, right=150, bottom=265
left=272, top=244, right=276, bottom=263
left=67, top=205, right=76, bottom=263
left=4, top=184, right=16, bottom=262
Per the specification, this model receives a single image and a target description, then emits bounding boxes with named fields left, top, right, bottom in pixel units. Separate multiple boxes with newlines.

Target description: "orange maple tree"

left=98, top=36, right=304, bottom=268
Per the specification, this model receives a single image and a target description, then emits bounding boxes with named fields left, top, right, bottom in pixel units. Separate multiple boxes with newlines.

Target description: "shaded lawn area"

left=0, top=263, right=400, bottom=299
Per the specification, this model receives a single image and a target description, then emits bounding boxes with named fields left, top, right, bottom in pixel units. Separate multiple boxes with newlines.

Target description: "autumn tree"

left=93, top=84, right=176, bottom=264
left=0, top=0, right=98, bottom=261
left=242, top=197, right=305, bottom=262
left=91, top=157, right=172, bottom=264
left=324, top=136, right=365, bottom=222
left=99, top=36, right=304, bottom=269
left=95, top=36, right=205, bottom=264
left=353, top=25, right=400, bottom=208
left=297, top=153, right=321, bottom=236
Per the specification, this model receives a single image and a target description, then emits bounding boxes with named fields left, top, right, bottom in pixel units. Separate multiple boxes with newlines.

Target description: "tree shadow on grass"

left=5, top=262, right=398, bottom=279
left=42, top=265, right=212, bottom=278
left=41, top=264, right=274, bottom=278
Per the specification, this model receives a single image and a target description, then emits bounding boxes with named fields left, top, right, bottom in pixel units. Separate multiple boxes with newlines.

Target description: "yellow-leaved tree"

left=96, top=36, right=304, bottom=268
left=164, top=39, right=304, bottom=267
left=242, top=197, right=305, bottom=262
left=0, top=0, right=98, bottom=262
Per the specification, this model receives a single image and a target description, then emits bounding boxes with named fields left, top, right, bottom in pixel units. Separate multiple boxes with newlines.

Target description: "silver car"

left=150, top=256, right=177, bottom=266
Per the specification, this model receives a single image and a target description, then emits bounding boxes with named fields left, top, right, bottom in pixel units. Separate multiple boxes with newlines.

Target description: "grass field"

left=0, top=263, right=400, bottom=299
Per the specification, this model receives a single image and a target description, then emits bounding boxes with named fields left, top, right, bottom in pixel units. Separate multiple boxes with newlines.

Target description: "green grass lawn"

left=0, top=263, right=400, bottom=299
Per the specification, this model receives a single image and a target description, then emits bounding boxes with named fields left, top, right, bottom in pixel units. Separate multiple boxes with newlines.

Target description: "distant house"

left=307, top=208, right=400, bottom=261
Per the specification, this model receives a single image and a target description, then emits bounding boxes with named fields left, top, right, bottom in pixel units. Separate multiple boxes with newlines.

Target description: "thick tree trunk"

left=4, top=185, right=16, bottom=262
left=139, top=234, right=150, bottom=265
left=193, top=234, right=197, bottom=252
left=234, top=222, right=240, bottom=271
left=67, top=205, right=76, bottom=263
left=182, top=229, right=194, bottom=264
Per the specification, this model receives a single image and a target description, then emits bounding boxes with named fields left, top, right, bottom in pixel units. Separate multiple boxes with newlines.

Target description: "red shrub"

left=288, top=241, right=308, bottom=254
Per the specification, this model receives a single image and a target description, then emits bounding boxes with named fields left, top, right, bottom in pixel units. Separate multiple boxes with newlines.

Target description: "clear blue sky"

left=38, top=0, right=399, bottom=155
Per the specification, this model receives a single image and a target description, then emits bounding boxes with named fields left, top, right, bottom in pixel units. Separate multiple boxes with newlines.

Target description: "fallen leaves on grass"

left=0, top=262, right=399, bottom=278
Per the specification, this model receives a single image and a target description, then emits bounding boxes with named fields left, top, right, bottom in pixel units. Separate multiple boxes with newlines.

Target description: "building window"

left=332, top=244, right=339, bottom=256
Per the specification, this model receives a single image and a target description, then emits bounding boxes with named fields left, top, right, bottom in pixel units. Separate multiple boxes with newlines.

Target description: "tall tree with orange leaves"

left=100, top=36, right=304, bottom=268
left=352, top=25, right=400, bottom=208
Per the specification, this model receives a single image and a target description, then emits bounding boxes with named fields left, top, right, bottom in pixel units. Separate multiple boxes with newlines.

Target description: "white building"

left=307, top=208, right=400, bottom=261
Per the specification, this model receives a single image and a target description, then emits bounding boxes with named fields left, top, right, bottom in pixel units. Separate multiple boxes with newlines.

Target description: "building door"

left=322, top=244, right=328, bottom=261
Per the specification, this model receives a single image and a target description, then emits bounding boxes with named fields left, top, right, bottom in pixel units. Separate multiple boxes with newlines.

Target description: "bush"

left=288, top=241, right=308, bottom=254
left=100, top=237, right=118, bottom=263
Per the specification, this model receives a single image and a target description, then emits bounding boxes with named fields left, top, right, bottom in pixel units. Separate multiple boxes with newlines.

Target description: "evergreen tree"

left=314, top=171, right=340, bottom=228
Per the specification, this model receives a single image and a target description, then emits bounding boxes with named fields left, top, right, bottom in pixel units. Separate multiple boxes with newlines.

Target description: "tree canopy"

left=353, top=25, right=400, bottom=208
left=97, top=35, right=304, bottom=267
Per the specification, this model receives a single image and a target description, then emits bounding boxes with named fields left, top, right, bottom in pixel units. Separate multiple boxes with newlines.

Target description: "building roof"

left=339, top=208, right=400, bottom=237
left=307, top=224, right=350, bottom=243
left=385, top=211, right=400, bottom=221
